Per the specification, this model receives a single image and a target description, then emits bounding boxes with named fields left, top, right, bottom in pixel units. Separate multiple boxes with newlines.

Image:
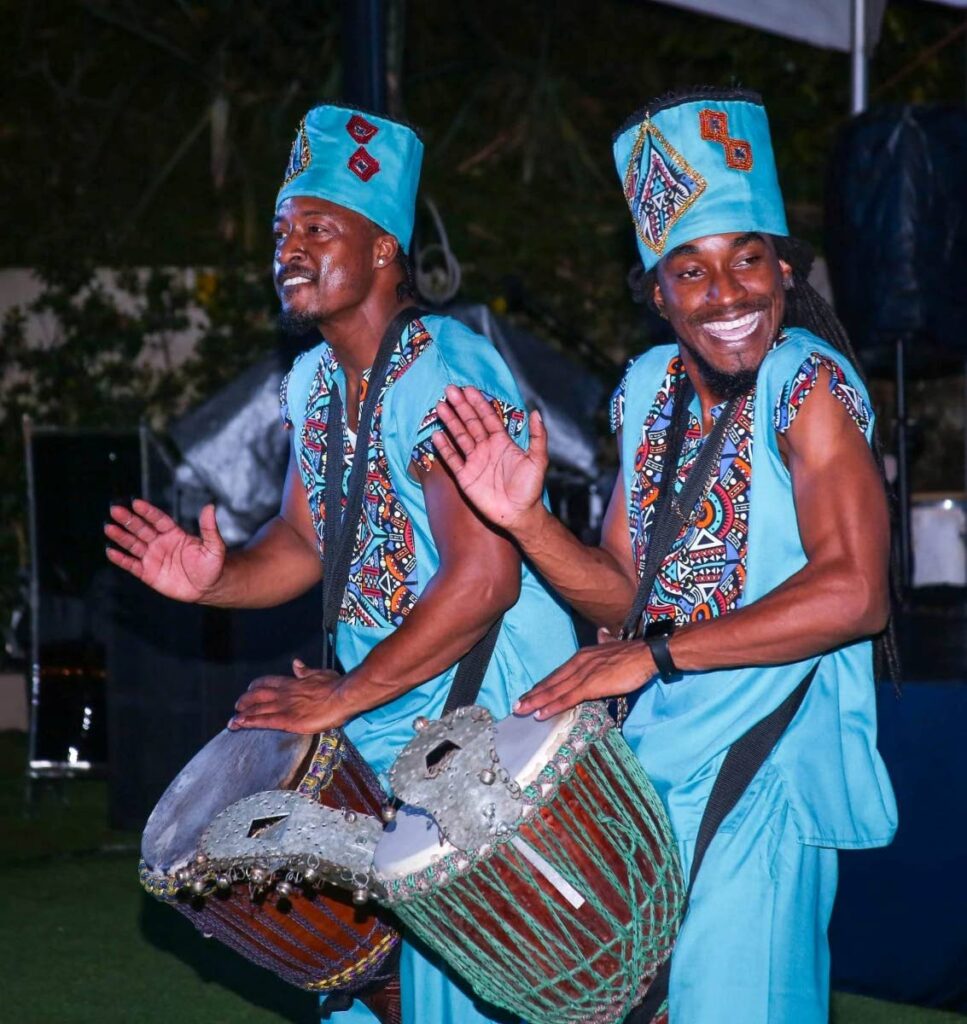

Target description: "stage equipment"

left=102, top=572, right=323, bottom=831
left=23, top=421, right=152, bottom=778
left=825, top=105, right=967, bottom=587
left=140, top=726, right=400, bottom=1019
left=199, top=702, right=683, bottom=1024
left=910, top=493, right=967, bottom=588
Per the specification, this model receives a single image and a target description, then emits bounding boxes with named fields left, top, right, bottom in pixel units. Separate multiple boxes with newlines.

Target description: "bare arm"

left=105, top=447, right=322, bottom=608
left=517, top=367, right=890, bottom=717
left=432, top=385, right=638, bottom=629
left=231, top=456, right=522, bottom=732
left=202, top=449, right=322, bottom=607
left=667, top=366, right=890, bottom=669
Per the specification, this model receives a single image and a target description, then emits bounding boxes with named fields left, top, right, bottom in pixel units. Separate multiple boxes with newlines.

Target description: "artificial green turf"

left=0, top=731, right=963, bottom=1024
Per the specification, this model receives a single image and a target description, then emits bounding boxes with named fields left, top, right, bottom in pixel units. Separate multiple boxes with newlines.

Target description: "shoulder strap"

left=320, top=305, right=502, bottom=710
left=624, top=663, right=817, bottom=1023
left=621, top=373, right=744, bottom=640
left=442, top=616, right=503, bottom=715
left=322, top=306, right=426, bottom=668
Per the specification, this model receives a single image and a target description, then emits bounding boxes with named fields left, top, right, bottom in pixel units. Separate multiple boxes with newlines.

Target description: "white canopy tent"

left=653, top=0, right=967, bottom=112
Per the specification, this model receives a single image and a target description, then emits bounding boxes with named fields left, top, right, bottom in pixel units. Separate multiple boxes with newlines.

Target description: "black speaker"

left=825, top=105, right=967, bottom=369
left=24, top=423, right=144, bottom=777
left=101, top=570, right=324, bottom=831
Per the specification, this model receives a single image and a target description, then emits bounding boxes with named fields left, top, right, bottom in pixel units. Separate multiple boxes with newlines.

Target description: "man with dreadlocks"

left=432, top=88, right=897, bottom=1023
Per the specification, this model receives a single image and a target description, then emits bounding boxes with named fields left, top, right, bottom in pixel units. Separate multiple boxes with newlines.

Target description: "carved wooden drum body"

left=374, top=703, right=684, bottom=1024
left=139, top=727, right=400, bottom=1021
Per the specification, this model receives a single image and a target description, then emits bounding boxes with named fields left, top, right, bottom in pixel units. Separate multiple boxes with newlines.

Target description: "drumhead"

left=142, top=728, right=314, bottom=873
left=374, top=708, right=575, bottom=879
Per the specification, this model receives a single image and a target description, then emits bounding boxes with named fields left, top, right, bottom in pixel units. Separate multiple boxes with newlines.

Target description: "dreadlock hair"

left=773, top=236, right=901, bottom=684
left=395, top=246, right=417, bottom=302
left=628, top=235, right=901, bottom=684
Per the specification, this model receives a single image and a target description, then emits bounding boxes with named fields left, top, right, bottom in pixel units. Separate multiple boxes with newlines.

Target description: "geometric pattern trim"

left=614, top=356, right=754, bottom=627
left=622, top=119, right=707, bottom=257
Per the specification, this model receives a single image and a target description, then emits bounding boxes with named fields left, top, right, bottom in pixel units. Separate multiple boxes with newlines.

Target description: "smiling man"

left=432, top=88, right=897, bottom=1023
left=105, top=104, right=577, bottom=1024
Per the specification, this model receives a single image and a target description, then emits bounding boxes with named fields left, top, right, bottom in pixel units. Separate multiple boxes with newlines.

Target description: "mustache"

left=686, top=298, right=770, bottom=327
left=276, top=265, right=319, bottom=286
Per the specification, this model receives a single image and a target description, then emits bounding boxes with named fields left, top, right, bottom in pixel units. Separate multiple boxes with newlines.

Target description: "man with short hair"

left=106, top=103, right=577, bottom=1023
left=433, top=88, right=897, bottom=1022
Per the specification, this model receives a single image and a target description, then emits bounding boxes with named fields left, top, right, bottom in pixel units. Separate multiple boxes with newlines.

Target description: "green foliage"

left=0, top=264, right=279, bottom=631
left=0, top=0, right=963, bottom=618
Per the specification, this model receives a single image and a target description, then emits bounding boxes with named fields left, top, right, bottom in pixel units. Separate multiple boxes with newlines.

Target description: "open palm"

left=431, top=385, right=547, bottom=530
left=104, top=499, right=226, bottom=603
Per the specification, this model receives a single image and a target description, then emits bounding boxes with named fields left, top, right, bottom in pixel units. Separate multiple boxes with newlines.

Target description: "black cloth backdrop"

left=825, top=105, right=967, bottom=368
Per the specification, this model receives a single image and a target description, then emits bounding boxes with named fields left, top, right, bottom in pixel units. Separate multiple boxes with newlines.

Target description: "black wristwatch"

left=645, top=633, right=682, bottom=683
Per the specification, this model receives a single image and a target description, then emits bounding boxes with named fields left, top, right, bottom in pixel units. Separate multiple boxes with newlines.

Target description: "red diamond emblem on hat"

left=346, top=115, right=379, bottom=144
left=348, top=146, right=380, bottom=182
left=724, top=137, right=753, bottom=171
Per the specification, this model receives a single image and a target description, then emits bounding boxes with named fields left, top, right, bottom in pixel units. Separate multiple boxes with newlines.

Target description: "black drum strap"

left=624, top=663, right=817, bottom=1023
left=320, top=305, right=502, bottom=711
left=442, top=616, right=503, bottom=715
left=322, top=306, right=425, bottom=670
left=621, top=373, right=744, bottom=641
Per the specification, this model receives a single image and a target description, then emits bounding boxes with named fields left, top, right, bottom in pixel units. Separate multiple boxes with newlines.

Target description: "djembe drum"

left=371, top=702, right=684, bottom=1024
left=139, top=727, right=401, bottom=1023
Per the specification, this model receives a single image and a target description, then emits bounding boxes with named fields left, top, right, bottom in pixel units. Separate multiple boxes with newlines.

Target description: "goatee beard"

left=278, top=307, right=321, bottom=337
left=680, top=339, right=758, bottom=401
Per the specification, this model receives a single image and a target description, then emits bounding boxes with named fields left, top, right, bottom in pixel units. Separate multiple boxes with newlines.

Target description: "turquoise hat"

left=276, top=104, right=424, bottom=252
left=613, top=88, right=788, bottom=270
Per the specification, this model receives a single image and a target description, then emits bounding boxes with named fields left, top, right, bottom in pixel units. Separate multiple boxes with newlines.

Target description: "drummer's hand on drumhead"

left=514, top=638, right=657, bottom=719
left=431, top=385, right=547, bottom=532
left=104, top=499, right=226, bottom=602
left=228, top=667, right=345, bottom=733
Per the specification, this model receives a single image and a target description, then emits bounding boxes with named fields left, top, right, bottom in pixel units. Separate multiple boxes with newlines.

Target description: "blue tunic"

left=282, top=313, right=578, bottom=1024
left=616, top=329, right=897, bottom=1022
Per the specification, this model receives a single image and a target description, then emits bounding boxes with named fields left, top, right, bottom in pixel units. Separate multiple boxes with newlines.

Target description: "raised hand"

left=431, top=385, right=548, bottom=532
left=104, top=499, right=226, bottom=603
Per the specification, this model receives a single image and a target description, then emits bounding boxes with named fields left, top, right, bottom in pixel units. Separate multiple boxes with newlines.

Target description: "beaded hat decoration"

left=612, top=88, right=788, bottom=270
left=276, top=104, right=424, bottom=252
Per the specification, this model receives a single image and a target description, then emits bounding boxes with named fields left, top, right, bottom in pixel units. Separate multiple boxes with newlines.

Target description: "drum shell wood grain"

left=387, top=731, right=682, bottom=1024
left=141, top=728, right=400, bottom=1021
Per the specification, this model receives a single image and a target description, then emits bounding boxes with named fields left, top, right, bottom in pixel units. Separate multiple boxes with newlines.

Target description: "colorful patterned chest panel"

left=294, top=320, right=433, bottom=629
left=282, top=320, right=526, bottom=630
left=620, top=356, right=755, bottom=627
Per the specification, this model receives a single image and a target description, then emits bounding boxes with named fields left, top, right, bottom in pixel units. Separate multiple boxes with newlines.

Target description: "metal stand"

left=895, top=336, right=913, bottom=592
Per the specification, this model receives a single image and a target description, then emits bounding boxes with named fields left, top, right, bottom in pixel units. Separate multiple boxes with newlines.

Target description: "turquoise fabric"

left=276, top=104, right=423, bottom=251
left=617, top=328, right=897, bottom=850
left=672, top=762, right=838, bottom=1022
left=616, top=328, right=896, bottom=1019
left=283, top=313, right=578, bottom=1024
left=613, top=92, right=788, bottom=270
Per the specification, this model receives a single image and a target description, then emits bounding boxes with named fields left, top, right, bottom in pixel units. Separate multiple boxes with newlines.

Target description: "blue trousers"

left=669, top=764, right=839, bottom=1023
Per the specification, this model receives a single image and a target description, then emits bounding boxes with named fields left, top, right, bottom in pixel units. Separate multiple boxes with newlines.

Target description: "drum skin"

left=140, top=728, right=400, bottom=1023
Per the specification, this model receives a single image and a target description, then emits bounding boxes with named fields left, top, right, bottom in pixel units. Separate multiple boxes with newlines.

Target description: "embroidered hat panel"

left=276, top=104, right=424, bottom=252
left=613, top=89, right=788, bottom=270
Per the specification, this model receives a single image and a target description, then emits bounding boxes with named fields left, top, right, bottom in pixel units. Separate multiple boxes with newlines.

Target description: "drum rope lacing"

left=384, top=703, right=684, bottom=1024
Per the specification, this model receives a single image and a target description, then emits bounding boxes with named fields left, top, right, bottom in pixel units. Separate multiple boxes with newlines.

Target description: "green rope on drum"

left=391, top=729, right=684, bottom=1024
